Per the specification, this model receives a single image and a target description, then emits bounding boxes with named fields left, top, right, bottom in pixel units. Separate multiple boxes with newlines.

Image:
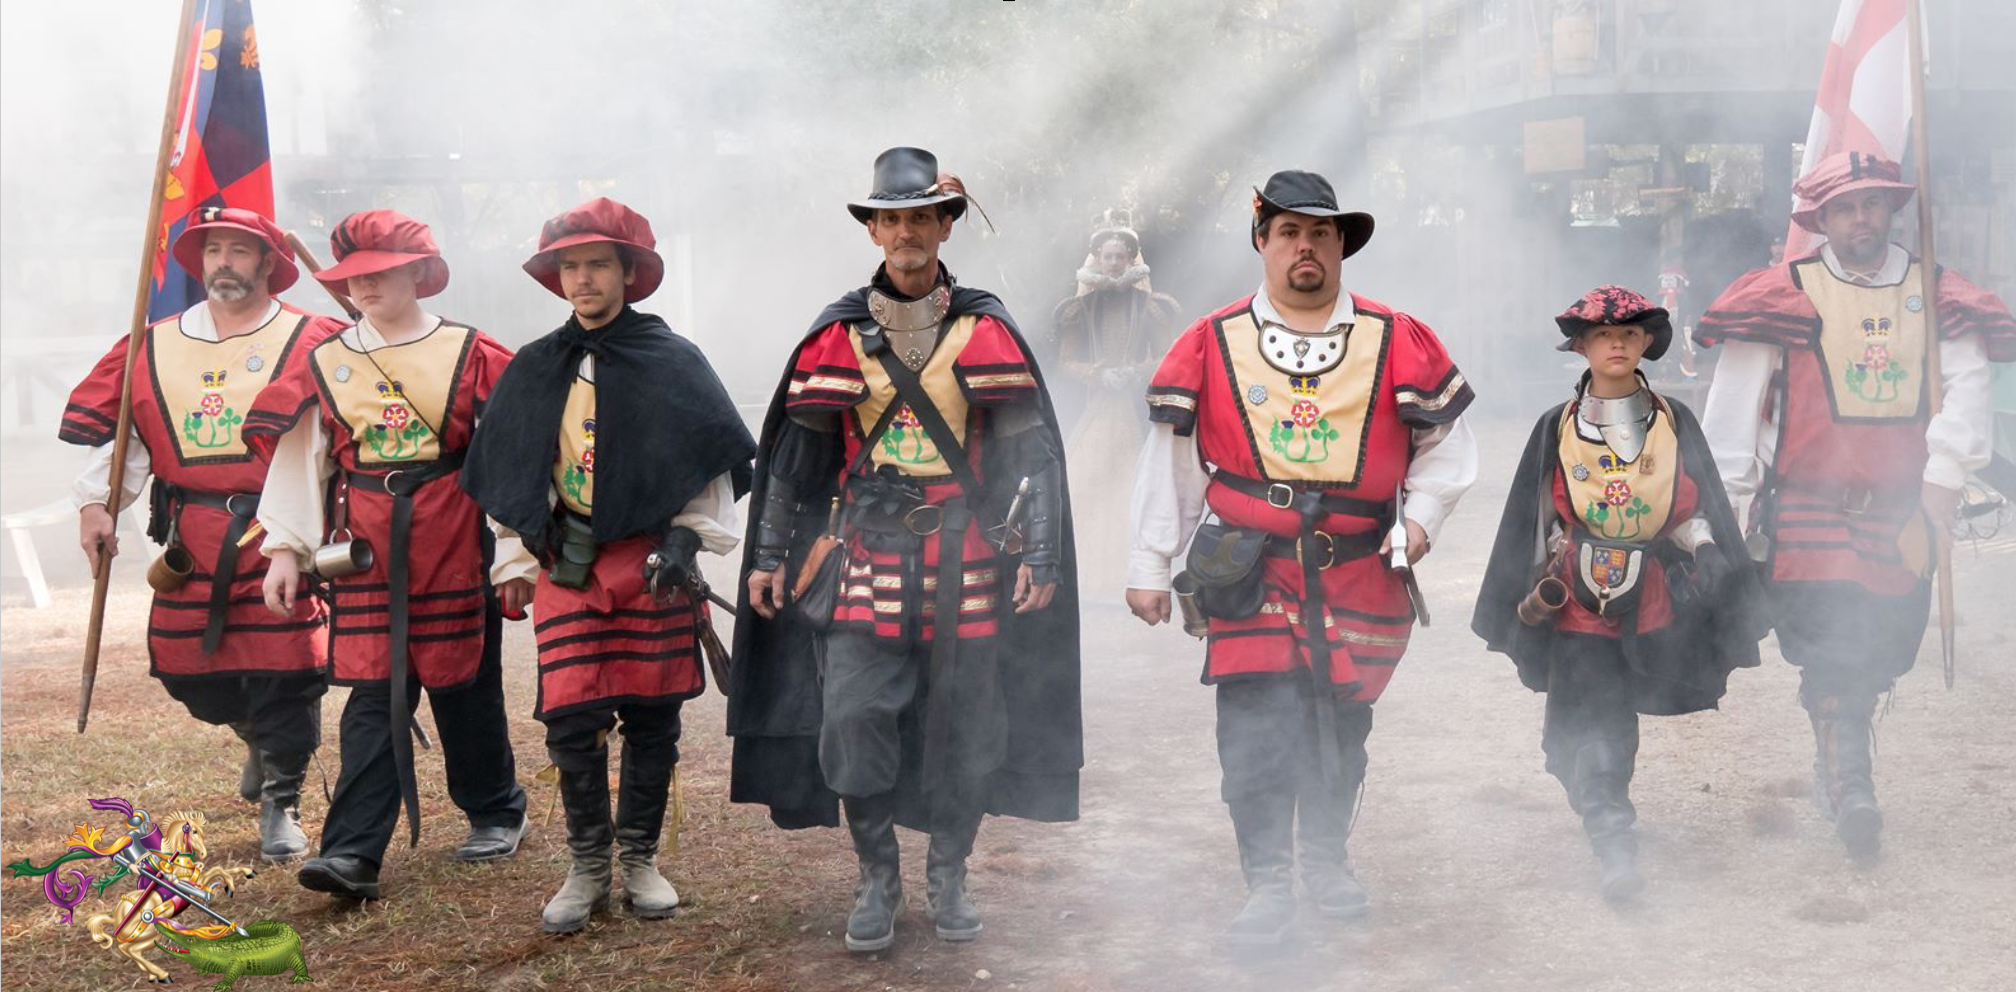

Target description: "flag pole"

left=78, top=0, right=201, bottom=734
left=1904, top=0, right=1957, bottom=689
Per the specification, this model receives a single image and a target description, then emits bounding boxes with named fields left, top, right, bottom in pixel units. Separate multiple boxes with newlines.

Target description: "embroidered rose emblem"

left=381, top=403, right=410, bottom=430
left=1603, top=480, right=1633, bottom=507
left=1861, top=344, right=1890, bottom=372
left=1290, top=399, right=1321, bottom=428
left=894, top=406, right=921, bottom=428
left=199, top=394, right=224, bottom=417
left=581, top=448, right=595, bottom=473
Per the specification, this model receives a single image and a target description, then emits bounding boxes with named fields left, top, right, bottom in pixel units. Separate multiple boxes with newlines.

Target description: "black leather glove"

left=1690, top=541, right=1734, bottom=599
left=644, top=527, right=703, bottom=595
left=751, top=474, right=806, bottom=573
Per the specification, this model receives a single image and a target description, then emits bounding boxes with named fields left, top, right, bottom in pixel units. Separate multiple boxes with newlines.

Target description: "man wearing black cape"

left=1472, top=286, right=1766, bottom=900
left=461, top=197, right=755, bottom=933
left=730, top=147, right=1082, bottom=953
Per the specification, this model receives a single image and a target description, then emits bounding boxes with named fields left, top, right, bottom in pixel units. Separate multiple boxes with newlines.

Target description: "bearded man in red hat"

left=731, top=147, right=1083, bottom=953
left=1697, top=151, right=2016, bottom=862
left=1127, top=170, right=1477, bottom=946
left=461, top=197, right=755, bottom=934
left=242, top=209, right=533, bottom=901
left=62, top=207, right=344, bottom=863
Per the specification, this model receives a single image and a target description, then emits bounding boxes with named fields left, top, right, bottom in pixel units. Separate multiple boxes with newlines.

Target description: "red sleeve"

left=1696, top=263, right=1821, bottom=348
left=1386, top=309, right=1475, bottom=427
left=1145, top=312, right=1216, bottom=437
left=464, top=330, right=516, bottom=411
left=1937, top=268, right=2016, bottom=363
left=59, top=329, right=152, bottom=446
left=241, top=337, right=332, bottom=461
left=953, top=316, right=1039, bottom=407
left=785, top=322, right=867, bottom=414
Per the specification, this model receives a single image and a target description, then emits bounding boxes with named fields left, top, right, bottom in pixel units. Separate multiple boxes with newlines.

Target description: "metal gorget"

left=1579, top=387, right=1655, bottom=463
left=866, top=285, right=952, bottom=371
left=1257, top=322, right=1346, bottom=376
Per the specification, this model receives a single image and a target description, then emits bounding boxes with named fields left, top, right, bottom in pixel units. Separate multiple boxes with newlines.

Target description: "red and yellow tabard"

left=59, top=304, right=340, bottom=681
left=845, top=315, right=980, bottom=476
left=554, top=371, right=596, bottom=515
left=1145, top=294, right=1474, bottom=702
left=1805, top=260, right=1929, bottom=423
left=245, top=321, right=511, bottom=689
left=309, top=324, right=470, bottom=466
left=1547, top=398, right=1692, bottom=638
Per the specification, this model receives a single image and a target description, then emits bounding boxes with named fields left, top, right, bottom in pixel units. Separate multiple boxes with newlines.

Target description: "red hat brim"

left=1790, top=180, right=1914, bottom=233
left=314, top=251, right=450, bottom=298
left=170, top=219, right=300, bottom=294
left=522, top=232, right=665, bottom=304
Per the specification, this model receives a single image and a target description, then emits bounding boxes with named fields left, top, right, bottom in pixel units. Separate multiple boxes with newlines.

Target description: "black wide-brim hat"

left=847, top=146, right=969, bottom=224
left=1252, top=169, right=1375, bottom=259
left=1554, top=285, right=1673, bottom=361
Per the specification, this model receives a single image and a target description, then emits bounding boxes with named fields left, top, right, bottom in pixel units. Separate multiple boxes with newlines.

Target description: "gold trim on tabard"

left=1799, top=259, right=1929, bottom=422
left=850, top=314, right=979, bottom=476
left=314, top=323, right=471, bottom=466
left=1220, top=310, right=1388, bottom=485
left=554, top=371, right=596, bottom=516
left=1556, top=398, right=1679, bottom=542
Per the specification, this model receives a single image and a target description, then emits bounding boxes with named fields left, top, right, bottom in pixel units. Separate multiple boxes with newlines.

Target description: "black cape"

left=460, top=307, right=755, bottom=551
left=1470, top=397, right=1766, bottom=715
left=727, top=277, right=1084, bottom=831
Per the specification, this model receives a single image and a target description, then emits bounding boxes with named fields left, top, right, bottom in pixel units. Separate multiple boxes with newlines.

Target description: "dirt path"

left=4, top=424, right=2013, bottom=991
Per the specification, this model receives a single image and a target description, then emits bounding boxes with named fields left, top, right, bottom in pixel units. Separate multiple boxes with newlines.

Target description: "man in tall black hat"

left=1128, top=170, right=1477, bottom=946
left=461, top=197, right=756, bottom=933
left=729, top=147, right=1083, bottom=953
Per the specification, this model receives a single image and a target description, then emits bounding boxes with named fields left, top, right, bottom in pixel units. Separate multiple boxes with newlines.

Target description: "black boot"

left=256, top=749, right=311, bottom=862
left=232, top=723, right=263, bottom=804
left=1223, top=788, right=1297, bottom=948
left=297, top=855, right=380, bottom=901
left=614, top=742, right=680, bottom=920
left=842, top=793, right=904, bottom=953
left=926, top=803, right=984, bottom=942
left=1811, top=695, right=1883, bottom=862
left=1298, top=767, right=1369, bottom=921
left=543, top=764, right=613, bottom=935
left=1572, top=741, right=1643, bottom=902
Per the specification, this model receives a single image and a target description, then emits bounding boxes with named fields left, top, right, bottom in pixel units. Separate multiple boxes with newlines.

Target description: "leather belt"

left=340, top=451, right=464, bottom=849
left=162, top=484, right=262, bottom=657
left=1211, top=472, right=1389, bottom=519
left=1263, top=530, right=1382, bottom=570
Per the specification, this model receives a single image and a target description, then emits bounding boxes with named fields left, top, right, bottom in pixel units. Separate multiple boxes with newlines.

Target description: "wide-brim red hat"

left=315, top=209, right=450, bottom=298
left=169, top=207, right=300, bottom=294
left=1555, top=284, right=1673, bottom=361
left=1789, top=150, right=1915, bottom=234
left=522, top=197, right=665, bottom=304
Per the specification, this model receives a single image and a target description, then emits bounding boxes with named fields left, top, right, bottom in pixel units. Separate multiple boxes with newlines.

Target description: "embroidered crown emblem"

left=375, top=379, right=407, bottom=401
left=1289, top=375, right=1321, bottom=397
left=1597, top=453, right=1630, bottom=481
left=199, top=368, right=228, bottom=390
left=582, top=417, right=596, bottom=443
left=1860, top=316, right=1892, bottom=343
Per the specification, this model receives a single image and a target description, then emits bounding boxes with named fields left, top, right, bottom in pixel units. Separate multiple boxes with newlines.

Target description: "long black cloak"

left=727, top=283, right=1084, bottom=830
left=1471, top=397, right=1767, bottom=715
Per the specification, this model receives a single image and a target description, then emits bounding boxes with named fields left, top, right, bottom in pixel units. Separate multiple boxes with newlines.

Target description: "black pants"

left=1540, top=638, right=1642, bottom=797
left=163, top=672, right=326, bottom=756
left=1215, top=676, right=1373, bottom=813
left=818, top=629, right=1004, bottom=830
left=318, top=636, right=526, bottom=867
left=1771, top=580, right=1932, bottom=704
left=544, top=700, right=685, bottom=772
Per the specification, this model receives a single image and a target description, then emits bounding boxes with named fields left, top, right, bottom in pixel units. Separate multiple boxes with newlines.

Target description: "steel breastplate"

left=866, top=285, right=952, bottom=371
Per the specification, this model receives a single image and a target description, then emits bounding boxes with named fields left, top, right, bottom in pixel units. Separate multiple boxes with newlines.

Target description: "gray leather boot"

left=1223, top=788, right=1297, bottom=947
left=256, top=749, right=311, bottom=862
left=1811, top=695, right=1883, bottom=862
left=1572, top=741, right=1643, bottom=902
left=925, top=802, right=984, bottom=941
left=232, top=722, right=263, bottom=804
left=543, top=765, right=613, bottom=935
left=614, top=742, right=680, bottom=920
left=842, top=793, right=904, bottom=953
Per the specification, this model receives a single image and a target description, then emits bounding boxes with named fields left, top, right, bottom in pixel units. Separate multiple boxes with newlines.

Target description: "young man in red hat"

left=62, top=206, right=344, bottom=862
left=1473, top=286, right=1767, bottom=901
left=461, top=197, right=755, bottom=934
left=1697, top=151, right=2016, bottom=862
left=1126, top=170, right=1477, bottom=946
left=243, top=209, right=533, bottom=900
left=732, top=147, right=1082, bottom=953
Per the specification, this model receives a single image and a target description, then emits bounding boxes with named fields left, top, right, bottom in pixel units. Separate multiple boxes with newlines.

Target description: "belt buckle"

left=223, top=493, right=256, bottom=517
left=1266, top=483, right=1296, bottom=510
left=1297, top=532, right=1338, bottom=570
left=904, top=504, right=944, bottom=536
left=1841, top=488, right=1873, bottom=516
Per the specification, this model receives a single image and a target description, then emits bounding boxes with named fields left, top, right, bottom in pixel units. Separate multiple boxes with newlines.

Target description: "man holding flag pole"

left=1696, top=0, right=2016, bottom=863
left=62, top=0, right=347, bottom=863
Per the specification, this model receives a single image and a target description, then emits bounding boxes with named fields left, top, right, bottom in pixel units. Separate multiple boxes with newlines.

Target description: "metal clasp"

left=223, top=493, right=257, bottom=518
left=903, top=504, right=944, bottom=536
left=1266, top=483, right=1296, bottom=510
left=1297, top=531, right=1339, bottom=570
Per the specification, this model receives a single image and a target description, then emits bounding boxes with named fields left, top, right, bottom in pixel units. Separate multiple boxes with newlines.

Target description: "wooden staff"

left=79, top=0, right=200, bottom=734
left=1905, top=0, right=1958, bottom=689
left=282, top=230, right=360, bottom=319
